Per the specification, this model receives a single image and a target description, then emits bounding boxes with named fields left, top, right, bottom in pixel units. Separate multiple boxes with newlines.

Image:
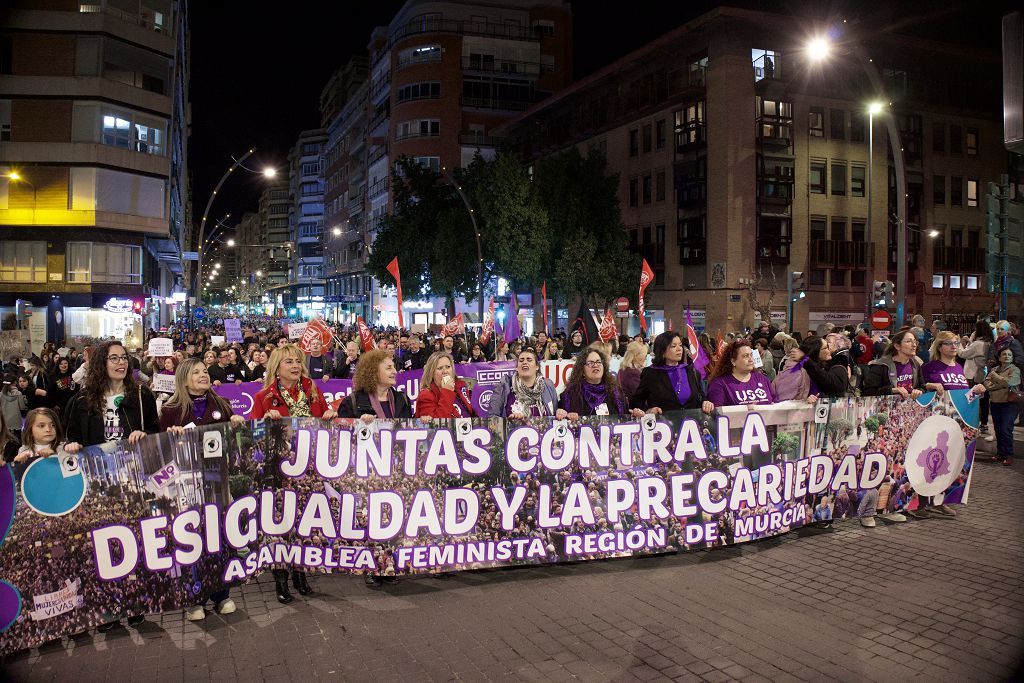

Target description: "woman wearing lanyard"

left=561, top=348, right=628, bottom=417
left=250, top=344, right=338, bottom=603
left=336, top=349, right=413, bottom=420
left=487, top=348, right=561, bottom=419
left=415, top=351, right=475, bottom=419
left=629, top=331, right=705, bottom=415
left=160, top=358, right=245, bottom=619
left=705, top=340, right=775, bottom=410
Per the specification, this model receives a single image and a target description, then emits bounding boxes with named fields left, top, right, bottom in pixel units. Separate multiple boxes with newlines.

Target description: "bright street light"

left=263, top=167, right=277, bottom=178
left=214, top=262, right=221, bottom=268
left=332, top=227, right=342, bottom=236
left=806, top=36, right=831, bottom=62
left=227, top=239, right=235, bottom=247
left=255, top=270, right=263, bottom=277
left=927, top=229, right=940, bottom=238
left=7, top=171, right=21, bottom=181
left=868, top=101, right=884, bottom=115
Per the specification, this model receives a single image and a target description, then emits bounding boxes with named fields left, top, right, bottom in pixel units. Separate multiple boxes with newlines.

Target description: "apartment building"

left=282, top=128, right=327, bottom=316
left=320, top=0, right=573, bottom=325
left=499, top=6, right=1018, bottom=333
left=0, top=0, right=190, bottom=342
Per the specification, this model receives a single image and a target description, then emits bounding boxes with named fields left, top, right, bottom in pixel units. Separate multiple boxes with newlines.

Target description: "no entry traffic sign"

left=870, top=309, right=891, bottom=330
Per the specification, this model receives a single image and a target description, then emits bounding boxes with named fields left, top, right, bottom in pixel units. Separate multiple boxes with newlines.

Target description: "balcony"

left=758, top=181, right=793, bottom=205
left=933, top=246, right=986, bottom=272
left=367, top=144, right=390, bottom=167
left=367, top=177, right=389, bottom=200
left=837, top=240, right=872, bottom=268
left=459, top=133, right=498, bottom=147
left=395, top=129, right=440, bottom=142
left=370, top=72, right=391, bottom=103
left=675, top=125, right=706, bottom=152
left=676, top=181, right=707, bottom=208
left=460, top=96, right=530, bottom=112
left=811, top=239, right=837, bottom=268
left=461, top=56, right=541, bottom=77
left=389, top=18, right=540, bottom=50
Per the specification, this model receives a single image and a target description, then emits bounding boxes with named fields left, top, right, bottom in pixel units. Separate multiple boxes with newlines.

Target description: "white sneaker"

left=215, top=598, right=236, bottom=615
left=880, top=512, right=907, bottom=523
left=186, top=606, right=206, bottom=621
left=860, top=516, right=876, bottom=528
left=984, top=434, right=995, bottom=442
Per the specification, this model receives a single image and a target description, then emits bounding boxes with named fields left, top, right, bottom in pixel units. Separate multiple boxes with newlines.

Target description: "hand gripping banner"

left=0, top=390, right=979, bottom=653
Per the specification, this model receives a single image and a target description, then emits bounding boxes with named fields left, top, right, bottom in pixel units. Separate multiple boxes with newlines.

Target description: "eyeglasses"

left=107, top=354, right=129, bottom=363
left=940, top=341, right=960, bottom=347
left=584, top=360, right=604, bottom=368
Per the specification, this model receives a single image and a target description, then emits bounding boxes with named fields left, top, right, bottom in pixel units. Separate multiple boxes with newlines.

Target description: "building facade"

left=320, top=0, right=573, bottom=325
left=285, top=128, right=326, bottom=316
left=499, top=7, right=1020, bottom=334
left=0, top=0, right=190, bottom=344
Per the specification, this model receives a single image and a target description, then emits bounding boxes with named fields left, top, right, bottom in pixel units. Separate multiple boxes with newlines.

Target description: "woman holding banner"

left=488, top=347, right=561, bottom=419
left=861, top=330, right=924, bottom=398
left=337, top=349, right=413, bottom=421
left=629, top=332, right=706, bottom=415
left=705, top=339, right=776, bottom=409
left=62, top=340, right=159, bottom=632
left=250, top=344, right=337, bottom=602
left=561, top=348, right=627, bottom=417
left=773, top=336, right=849, bottom=402
left=159, top=358, right=244, bottom=619
left=416, top=351, right=476, bottom=419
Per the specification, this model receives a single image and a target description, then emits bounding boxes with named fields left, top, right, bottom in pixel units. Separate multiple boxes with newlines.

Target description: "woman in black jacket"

left=560, top=348, right=628, bottom=417
left=47, top=356, right=79, bottom=417
left=777, top=336, right=850, bottom=400
left=62, top=340, right=158, bottom=633
left=629, top=331, right=706, bottom=415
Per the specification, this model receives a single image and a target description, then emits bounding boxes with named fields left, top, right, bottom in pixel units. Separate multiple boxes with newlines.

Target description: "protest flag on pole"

left=686, top=305, right=710, bottom=379
left=356, top=316, right=376, bottom=351
left=541, top=281, right=548, bottom=334
left=638, top=259, right=654, bottom=333
left=505, top=293, right=520, bottom=343
left=479, top=298, right=496, bottom=346
left=385, top=257, right=404, bottom=330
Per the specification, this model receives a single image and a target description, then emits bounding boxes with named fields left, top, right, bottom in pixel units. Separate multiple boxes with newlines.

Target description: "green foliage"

left=826, top=418, right=853, bottom=448
left=864, top=416, right=880, bottom=433
left=875, top=413, right=889, bottom=425
left=229, top=474, right=253, bottom=499
left=771, top=432, right=801, bottom=459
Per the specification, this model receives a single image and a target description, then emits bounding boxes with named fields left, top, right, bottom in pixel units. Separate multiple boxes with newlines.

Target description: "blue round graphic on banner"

left=21, top=456, right=86, bottom=517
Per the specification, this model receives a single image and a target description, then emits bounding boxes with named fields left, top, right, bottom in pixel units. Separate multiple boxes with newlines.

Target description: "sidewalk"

left=4, top=439, right=1023, bottom=682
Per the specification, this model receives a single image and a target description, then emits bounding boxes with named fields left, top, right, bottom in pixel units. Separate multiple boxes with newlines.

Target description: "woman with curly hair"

left=560, top=348, right=627, bottom=417
left=705, top=339, right=776, bottom=409
left=336, top=349, right=413, bottom=421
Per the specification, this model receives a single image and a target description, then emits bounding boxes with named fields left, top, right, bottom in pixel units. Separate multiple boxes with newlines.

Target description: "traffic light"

left=872, top=280, right=894, bottom=306
left=132, top=299, right=145, bottom=314
left=790, top=271, right=805, bottom=301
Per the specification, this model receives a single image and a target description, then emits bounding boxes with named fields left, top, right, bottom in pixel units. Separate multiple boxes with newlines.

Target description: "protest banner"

left=287, top=322, right=307, bottom=340
left=147, top=338, right=173, bottom=357
left=224, top=318, right=243, bottom=343
left=211, top=335, right=225, bottom=347
left=151, top=373, right=176, bottom=394
left=0, top=390, right=979, bottom=653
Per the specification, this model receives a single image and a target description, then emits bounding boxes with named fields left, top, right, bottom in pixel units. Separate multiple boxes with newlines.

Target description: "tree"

left=826, top=418, right=853, bottom=450
left=771, top=432, right=801, bottom=461
left=534, top=147, right=637, bottom=308
left=747, top=264, right=779, bottom=328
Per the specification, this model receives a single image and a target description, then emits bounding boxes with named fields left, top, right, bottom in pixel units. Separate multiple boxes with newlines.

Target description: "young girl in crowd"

left=13, top=408, right=78, bottom=482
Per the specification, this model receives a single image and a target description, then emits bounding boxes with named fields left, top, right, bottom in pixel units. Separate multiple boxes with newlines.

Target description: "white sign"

left=171, top=292, right=187, bottom=303
left=211, top=335, right=225, bottom=347
left=148, top=338, right=173, bottom=356
left=28, top=314, right=46, bottom=356
left=288, top=323, right=307, bottom=340
left=151, top=374, right=176, bottom=394
left=808, top=311, right=863, bottom=325
left=103, top=297, right=135, bottom=314
left=753, top=310, right=787, bottom=323
left=29, top=579, right=84, bottom=621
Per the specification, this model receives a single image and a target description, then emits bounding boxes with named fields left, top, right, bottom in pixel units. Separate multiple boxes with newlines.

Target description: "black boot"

left=273, top=569, right=293, bottom=604
left=292, top=570, right=312, bottom=596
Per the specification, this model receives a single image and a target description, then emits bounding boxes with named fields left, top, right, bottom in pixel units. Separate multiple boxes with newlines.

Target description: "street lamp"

left=865, top=100, right=885, bottom=317
left=807, top=34, right=910, bottom=325
left=2, top=171, right=37, bottom=224
left=441, top=165, right=486, bottom=325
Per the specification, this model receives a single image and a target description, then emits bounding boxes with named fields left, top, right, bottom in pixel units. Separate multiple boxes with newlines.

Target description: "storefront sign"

left=102, top=298, right=134, bottom=314
left=809, top=311, right=863, bottom=325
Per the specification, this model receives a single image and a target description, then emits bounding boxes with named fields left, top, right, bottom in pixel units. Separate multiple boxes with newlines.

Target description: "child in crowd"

left=12, top=408, right=79, bottom=482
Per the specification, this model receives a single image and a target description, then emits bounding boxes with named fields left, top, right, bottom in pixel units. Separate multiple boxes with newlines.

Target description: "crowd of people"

left=0, top=309, right=1020, bottom=651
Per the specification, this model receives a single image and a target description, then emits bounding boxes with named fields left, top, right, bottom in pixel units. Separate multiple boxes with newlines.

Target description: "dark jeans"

left=990, top=402, right=1019, bottom=458
left=201, top=588, right=230, bottom=607
left=979, top=393, right=990, bottom=429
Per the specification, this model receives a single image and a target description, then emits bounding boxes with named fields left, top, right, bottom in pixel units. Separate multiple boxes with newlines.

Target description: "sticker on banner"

left=595, top=403, right=609, bottom=416
left=641, top=413, right=657, bottom=432
left=814, top=404, right=828, bottom=423
left=455, top=418, right=473, bottom=439
left=203, top=431, right=223, bottom=459
left=58, top=454, right=80, bottom=479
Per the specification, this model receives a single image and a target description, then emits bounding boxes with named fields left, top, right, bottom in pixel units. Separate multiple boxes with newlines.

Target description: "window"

left=628, top=177, right=638, bottom=207
left=850, top=111, right=865, bottom=143
left=851, top=165, right=866, bottom=197
left=655, top=119, right=666, bottom=149
left=299, top=222, right=321, bottom=238
left=133, top=122, right=162, bottom=155
left=951, top=176, right=962, bottom=206
left=810, top=218, right=827, bottom=241
left=831, top=161, right=847, bottom=196
left=396, top=81, right=441, bottom=103
left=809, top=107, right=824, bottom=137
left=629, top=129, right=638, bottom=157
left=831, top=218, right=846, bottom=241
left=751, top=48, right=777, bottom=81
left=950, top=125, right=962, bottom=154
left=852, top=220, right=866, bottom=241
left=642, top=124, right=652, bottom=153
left=810, top=160, right=826, bottom=194
left=0, top=242, right=46, bottom=283
left=300, top=181, right=320, bottom=196
left=851, top=270, right=866, bottom=287
left=967, top=178, right=978, bottom=207
left=0, top=99, right=10, bottom=141
left=66, top=242, right=142, bottom=284
left=397, top=44, right=441, bottom=69
left=688, top=54, right=708, bottom=87
left=674, top=101, right=705, bottom=147
left=932, top=275, right=944, bottom=288
left=830, top=270, right=846, bottom=287
left=301, top=142, right=320, bottom=155
left=412, top=156, right=440, bottom=172
left=933, top=175, right=946, bottom=205
left=966, top=127, right=978, bottom=155
left=932, top=122, right=945, bottom=152
left=810, top=269, right=826, bottom=286
left=532, top=19, right=555, bottom=37
left=301, top=161, right=320, bottom=175
left=655, top=171, right=666, bottom=202
left=396, top=119, right=439, bottom=140
left=949, top=274, right=961, bottom=289
left=102, top=114, right=131, bottom=148
left=642, top=174, right=652, bottom=204
left=966, top=275, right=979, bottom=289
left=268, top=217, right=288, bottom=229
left=829, top=109, right=845, bottom=140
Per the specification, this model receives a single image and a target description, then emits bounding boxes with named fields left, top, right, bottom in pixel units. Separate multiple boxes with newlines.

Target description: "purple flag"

left=504, top=292, right=520, bottom=343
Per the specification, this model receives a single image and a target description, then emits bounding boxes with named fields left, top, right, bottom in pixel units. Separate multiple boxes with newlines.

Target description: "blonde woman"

left=415, top=351, right=475, bottom=418
left=250, top=344, right=336, bottom=421
left=922, top=331, right=986, bottom=397
left=616, top=341, right=648, bottom=399
left=159, top=358, right=245, bottom=432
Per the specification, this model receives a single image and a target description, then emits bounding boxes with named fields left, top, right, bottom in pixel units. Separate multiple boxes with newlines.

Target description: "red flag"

left=599, top=308, right=616, bottom=342
left=479, top=298, right=496, bottom=345
left=385, top=257, right=404, bottom=329
left=442, top=313, right=465, bottom=337
left=638, top=259, right=654, bottom=333
left=356, top=316, right=376, bottom=351
left=667, top=318, right=673, bottom=331
left=299, top=318, right=333, bottom=353
left=541, top=281, right=548, bottom=334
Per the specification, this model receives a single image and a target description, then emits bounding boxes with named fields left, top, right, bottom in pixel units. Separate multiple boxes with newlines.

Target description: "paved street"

left=4, top=434, right=1023, bottom=683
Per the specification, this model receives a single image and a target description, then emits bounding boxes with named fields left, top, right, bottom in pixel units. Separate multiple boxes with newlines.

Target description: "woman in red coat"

left=250, top=344, right=337, bottom=420
left=415, top=351, right=476, bottom=419
left=249, top=344, right=336, bottom=603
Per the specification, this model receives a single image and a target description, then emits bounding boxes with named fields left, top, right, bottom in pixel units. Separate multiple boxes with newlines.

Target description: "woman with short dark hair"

left=629, top=331, right=706, bottom=415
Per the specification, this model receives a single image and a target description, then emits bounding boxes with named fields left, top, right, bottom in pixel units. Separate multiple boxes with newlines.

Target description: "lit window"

left=102, top=115, right=131, bottom=148
left=949, top=275, right=961, bottom=289
left=932, top=274, right=944, bottom=288
left=967, top=179, right=978, bottom=207
left=966, top=275, right=979, bottom=290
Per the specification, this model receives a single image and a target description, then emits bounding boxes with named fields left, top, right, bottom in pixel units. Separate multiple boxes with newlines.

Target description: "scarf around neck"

left=653, top=363, right=691, bottom=406
left=512, top=375, right=546, bottom=415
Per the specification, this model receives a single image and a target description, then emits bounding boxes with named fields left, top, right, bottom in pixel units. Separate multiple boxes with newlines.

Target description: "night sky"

left=187, top=0, right=1012, bottom=234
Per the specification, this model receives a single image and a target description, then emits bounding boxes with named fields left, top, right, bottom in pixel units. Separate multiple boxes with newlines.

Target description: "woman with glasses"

left=861, top=330, right=925, bottom=398
left=630, top=331, right=707, bottom=415
left=923, top=331, right=987, bottom=397
left=560, top=348, right=627, bottom=417
left=487, top=347, right=561, bottom=419
left=62, top=341, right=159, bottom=632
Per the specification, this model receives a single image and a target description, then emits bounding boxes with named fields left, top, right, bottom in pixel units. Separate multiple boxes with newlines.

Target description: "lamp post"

left=807, top=35, right=910, bottom=326
left=441, top=166, right=485, bottom=323
left=866, top=100, right=884, bottom=318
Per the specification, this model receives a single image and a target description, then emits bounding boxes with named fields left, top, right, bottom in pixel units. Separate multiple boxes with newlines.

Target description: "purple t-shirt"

left=894, top=360, right=916, bottom=390
left=920, top=360, right=969, bottom=389
left=707, top=373, right=775, bottom=406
